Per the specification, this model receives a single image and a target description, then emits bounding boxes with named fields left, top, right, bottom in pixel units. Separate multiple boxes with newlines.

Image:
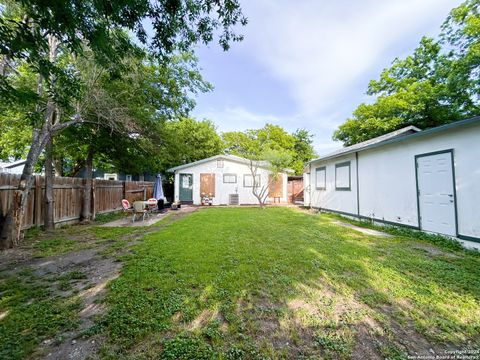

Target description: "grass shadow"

left=97, top=207, right=480, bottom=359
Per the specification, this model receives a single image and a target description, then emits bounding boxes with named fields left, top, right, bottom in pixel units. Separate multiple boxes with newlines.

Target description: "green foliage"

left=0, top=0, right=245, bottom=191
left=223, top=124, right=316, bottom=174
left=3, top=49, right=215, bottom=177
left=158, top=117, right=225, bottom=174
left=292, top=129, right=317, bottom=174
left=334, top=1, right=480, bottom=145
left=0, top=62, right=41, bottom=160
left=59, top=50, right=214, bottom=176
left=0, top=0, right=246, bottom=103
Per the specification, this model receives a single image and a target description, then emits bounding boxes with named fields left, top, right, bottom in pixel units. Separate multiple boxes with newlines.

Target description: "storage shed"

left=168, top=155, right=289, bottom=205
left=304, top=116, right=480, bottom=243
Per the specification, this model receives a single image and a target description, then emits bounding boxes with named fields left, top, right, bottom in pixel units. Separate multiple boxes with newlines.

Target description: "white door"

left=416, top=151, right=456, bottom=236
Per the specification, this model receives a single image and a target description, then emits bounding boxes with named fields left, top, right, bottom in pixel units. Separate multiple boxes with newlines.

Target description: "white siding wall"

left=306, top=123, right=480, bottom=239
left=173, top=159, right=288, bottom=205
left=308, top=154, right=358, bottom=215
left=358, top=125, right=480, bottom=238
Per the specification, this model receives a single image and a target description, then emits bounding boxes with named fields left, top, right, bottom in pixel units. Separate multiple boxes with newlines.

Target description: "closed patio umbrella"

left=153, top=174, right=165, bottom=211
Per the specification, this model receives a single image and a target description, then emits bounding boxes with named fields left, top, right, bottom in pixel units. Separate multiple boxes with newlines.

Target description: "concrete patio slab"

left=100, top=206, right=197, bottom=227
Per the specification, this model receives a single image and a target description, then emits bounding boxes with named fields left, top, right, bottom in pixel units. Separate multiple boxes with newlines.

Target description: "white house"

left=0, top=159, right=27, bottom=174
left=304, top=116, right=480, bottom=244
left=168, top=155, right=289, bottom=205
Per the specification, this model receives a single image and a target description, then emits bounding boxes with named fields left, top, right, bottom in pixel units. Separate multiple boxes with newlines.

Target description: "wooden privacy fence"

left=0, top=173, right=154, bottom=229
left=287, top=177, right=304, bottom=204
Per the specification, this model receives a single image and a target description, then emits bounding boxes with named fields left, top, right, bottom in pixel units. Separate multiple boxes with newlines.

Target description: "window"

left=217, top=159, right=224, bottom=168
left=125, top=175, right=132, bottom=182
left=315, top=166, right=326, bottom=190
left=223, top=173, right=237, bottom=183
left=243, top=174, right=261, bottom=187
left=335, top=161, right=351, bottom=190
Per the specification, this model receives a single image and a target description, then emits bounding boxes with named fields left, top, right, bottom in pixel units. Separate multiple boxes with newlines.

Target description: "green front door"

left=179, top=173, right=193, bottom=202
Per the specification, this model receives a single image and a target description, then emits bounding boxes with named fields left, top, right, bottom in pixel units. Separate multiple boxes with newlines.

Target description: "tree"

left=55, top=49, right=213, bottom=220
left=158, top=118, right=225, bottom=174
left=246, top=148, right=291, bottom=208
left=333, top=1, right=480, bottom=146
left=292, top=129, right=316, bottom=175
left=0, top=0, right=246, bottom=247
left=222, top=126, right=292, bottom=207
left=223, top=124, right=315, bottom=175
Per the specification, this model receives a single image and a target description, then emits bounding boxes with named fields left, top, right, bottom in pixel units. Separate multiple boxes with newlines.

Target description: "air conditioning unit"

left=229, top=194, right=239, bottom=205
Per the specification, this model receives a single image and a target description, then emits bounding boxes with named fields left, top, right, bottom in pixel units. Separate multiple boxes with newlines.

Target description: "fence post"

left=143, top=186, right=146, bottom=200
left=91, top=179, right=96, bottom=220
left=34, top=175, right=42, bottom=227
left=122, top=181, right=126, bottom=200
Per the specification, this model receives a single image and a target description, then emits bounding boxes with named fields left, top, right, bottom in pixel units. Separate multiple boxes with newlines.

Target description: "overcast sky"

left=191, top=0, right=460, bottom=155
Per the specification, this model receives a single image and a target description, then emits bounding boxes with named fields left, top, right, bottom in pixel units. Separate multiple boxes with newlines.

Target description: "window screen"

left=315, top=167, right=326, bottom=190
left=223, top=174, right=237, bottom=183
left=335, top=162, right=351, bottom=190
left=244, top=174, right=261, bottom=187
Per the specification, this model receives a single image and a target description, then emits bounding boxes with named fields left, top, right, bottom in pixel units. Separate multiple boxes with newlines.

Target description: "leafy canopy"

left=333, top=0, right=480, bottom=146
left=223, top=124, right=316, bottom=175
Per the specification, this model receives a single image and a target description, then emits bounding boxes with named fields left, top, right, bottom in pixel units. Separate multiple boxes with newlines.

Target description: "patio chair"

left=146, top=198, right=158, bottom=213
left=132, top=201, right=148, bottom=222
left=122, top=199, right=133, bottom=215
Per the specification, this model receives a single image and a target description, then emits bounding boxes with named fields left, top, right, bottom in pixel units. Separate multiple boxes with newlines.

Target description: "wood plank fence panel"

left=94, top=179, right=124, bottom=214
left=0, top=173, right=154, bottom=228
left=287, top=178, right=304, bottom=204
left=125, top=181, right=154, bottom=203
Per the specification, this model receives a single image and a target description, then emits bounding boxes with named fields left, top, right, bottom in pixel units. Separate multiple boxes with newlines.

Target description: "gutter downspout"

left=355, top=152, right=360, bottom=216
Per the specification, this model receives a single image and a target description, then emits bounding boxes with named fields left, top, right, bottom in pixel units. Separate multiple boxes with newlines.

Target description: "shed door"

left=416, top=151, right=456, bottom=236
left=200, top=173, right=216, bottom=197
left=179, top=173, right=193, bottom=202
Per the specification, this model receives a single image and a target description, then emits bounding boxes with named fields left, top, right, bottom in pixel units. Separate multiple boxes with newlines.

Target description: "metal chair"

left=146, top=198, right=158, bottom=213
left=132, top=201, right=148, bottom=222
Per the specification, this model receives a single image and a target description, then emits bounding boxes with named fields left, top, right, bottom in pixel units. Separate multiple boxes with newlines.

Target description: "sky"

left=190, top=0, right=461, bottom=155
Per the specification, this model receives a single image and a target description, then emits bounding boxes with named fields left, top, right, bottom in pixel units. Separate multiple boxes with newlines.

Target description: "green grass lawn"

left=97, top=207, right=480, bottom=359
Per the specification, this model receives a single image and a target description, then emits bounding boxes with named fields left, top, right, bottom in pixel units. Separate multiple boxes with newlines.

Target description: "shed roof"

left=167, top=154, right=286, bottom=172
left=0, top=159, right=27, bottom=169
left=309, top=116, right=480, bottom=164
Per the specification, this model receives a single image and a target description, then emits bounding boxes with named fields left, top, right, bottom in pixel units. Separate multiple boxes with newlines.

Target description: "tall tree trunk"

left=42, top=35, right=59, bottom=230
left=0, top=125, right=52, bottom=248
left=44, top=139, right=55, bottom=230
left=81, top=148, right=94, bottom=222
left=54, top=157, right=64, bottom=177
left=0, top=35, right=59, bottom=248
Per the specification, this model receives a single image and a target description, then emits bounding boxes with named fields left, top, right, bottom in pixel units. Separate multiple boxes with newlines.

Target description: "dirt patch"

left=413, top=243, right=460, bottom=258
left=100, top=205, right=198, bottom=227
left=188, top=309, right=219, bottom=331
left=287, top=299, right=318, bottom=316
left=377, top=304, right=460, bottom=357
left=0, top=208, right=197, bottom=360
left=352, top=322, right=383, bottom=360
